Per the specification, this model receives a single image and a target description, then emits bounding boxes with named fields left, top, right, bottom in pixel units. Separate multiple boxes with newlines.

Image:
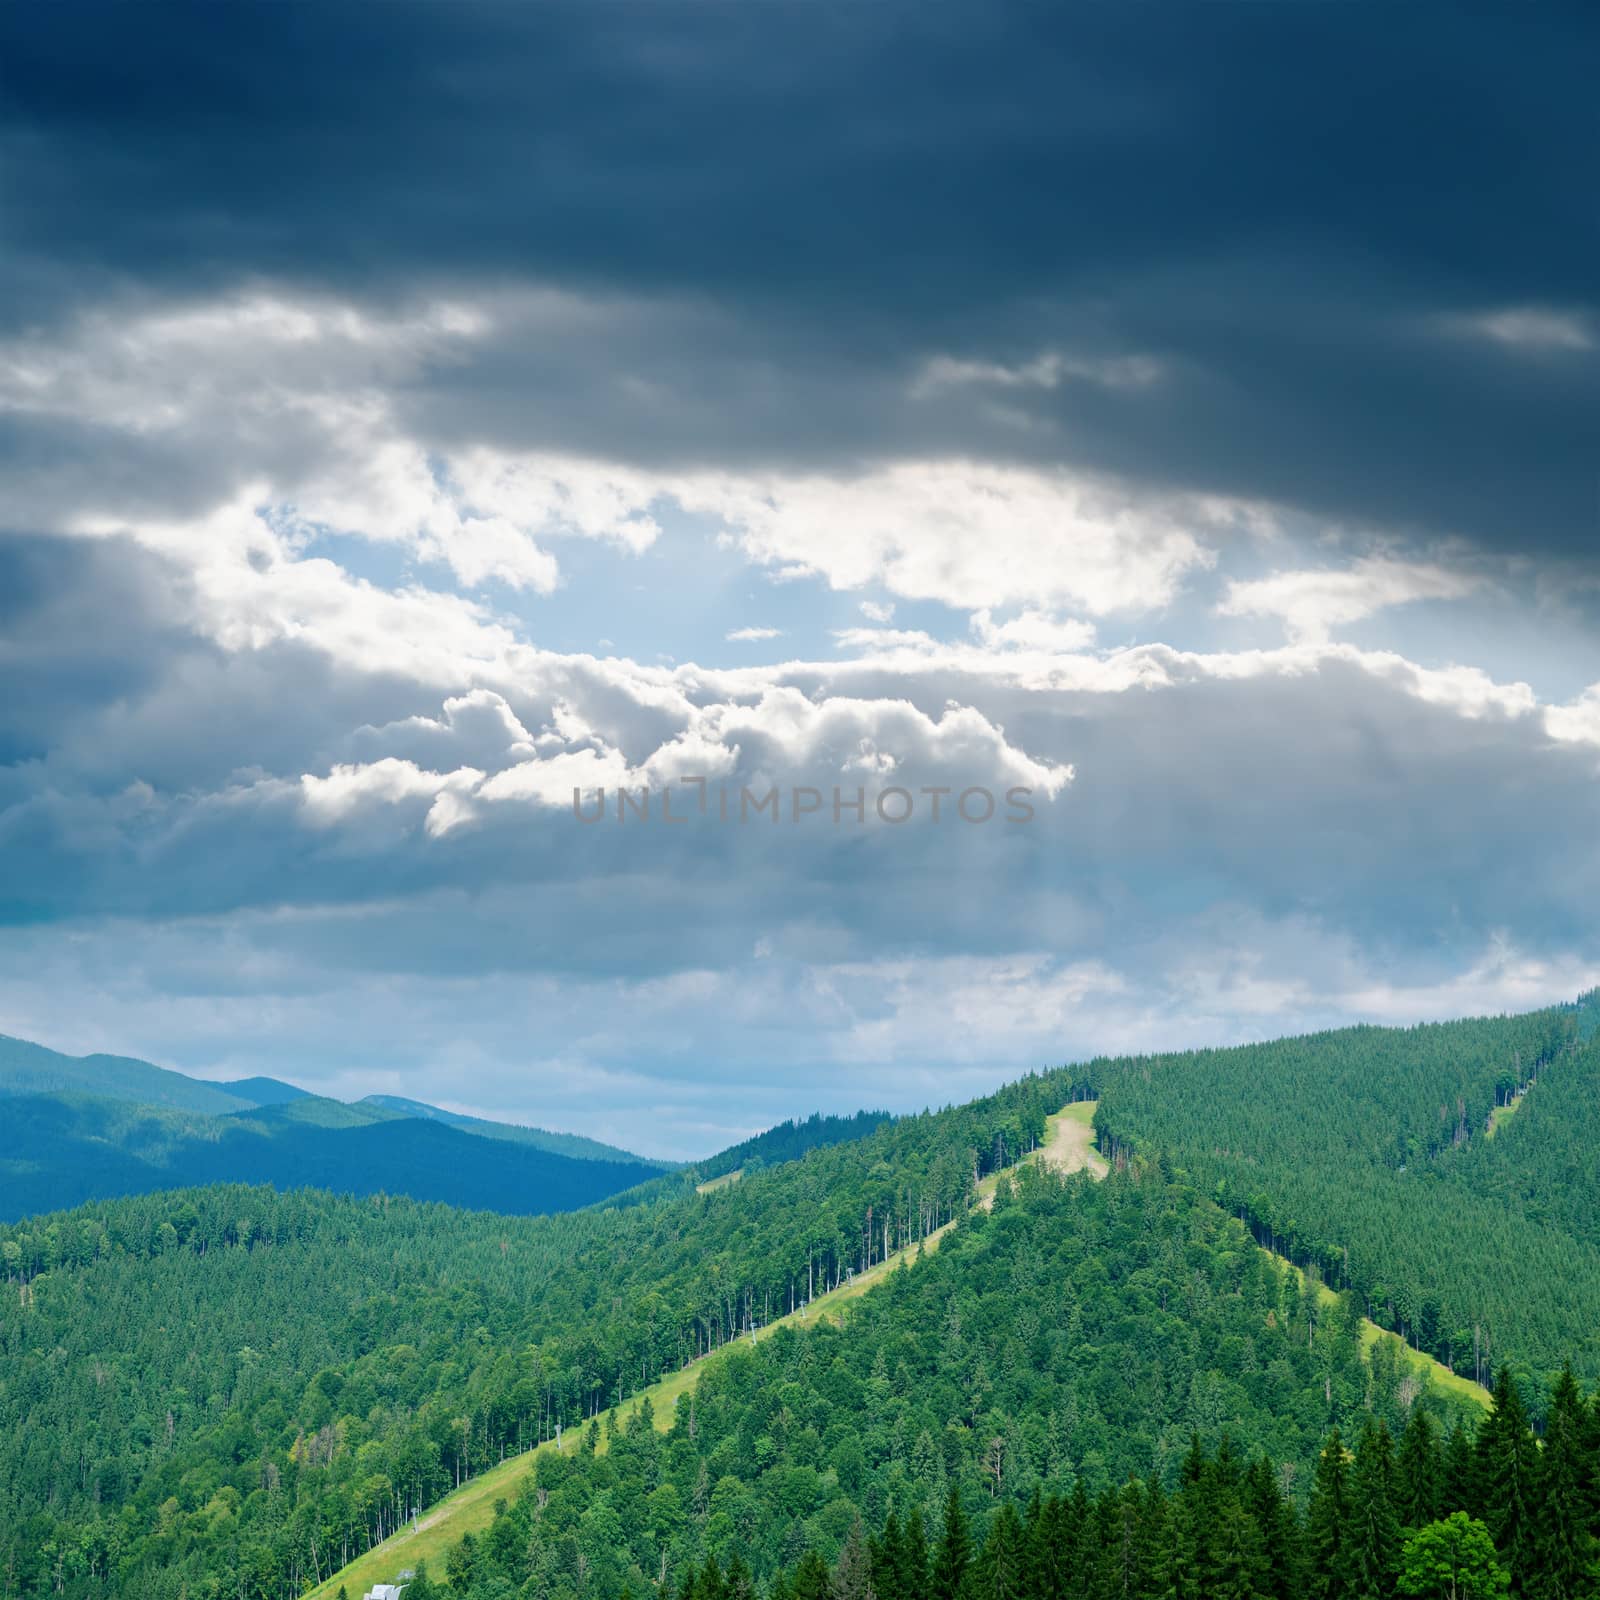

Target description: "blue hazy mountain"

left=0, top=1034, right=671, bottom=1220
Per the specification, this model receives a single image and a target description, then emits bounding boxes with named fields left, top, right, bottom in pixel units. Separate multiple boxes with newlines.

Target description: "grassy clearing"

left=694, top=1168, right=742, bottom=1194
left=1486, top=1092, right=1525, bottom=1139
left=1268, top=1250, right=1490, bottom=1412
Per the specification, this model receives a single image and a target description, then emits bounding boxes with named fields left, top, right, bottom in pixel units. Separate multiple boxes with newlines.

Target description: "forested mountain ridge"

left=1090, top=1003, right=1600, bottom=1380
left=303, top=1102, right=1488, bottom=1600
left=0, top=1092, right=664, bottom=1221
left=0, top=1034, right=256, bottom=1116
left=0, top=1032, right=672, bottom=1219
left=685, top=1111, right=896, bottom=1187
left=0, top=1071, right=1086, bottom=1597
left=5, top=1006, right=1600, bottom=1599
left=359, top=1098, right=665, bottom=1168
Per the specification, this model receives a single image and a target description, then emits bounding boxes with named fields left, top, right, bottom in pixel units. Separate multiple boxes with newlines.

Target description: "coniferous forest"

left=6, top=1008, right=1600, bottom=1597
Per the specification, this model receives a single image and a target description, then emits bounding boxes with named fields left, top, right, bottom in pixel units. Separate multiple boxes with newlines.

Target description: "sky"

left=1, top=4, right=1598, bottom=1158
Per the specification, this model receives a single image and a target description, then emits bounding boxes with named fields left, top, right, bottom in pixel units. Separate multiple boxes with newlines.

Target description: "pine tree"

left=1478, top=1368, right=1536, bottom=1591
left=1349, top=1418, right=1401, bottom=1599
left=1527, top=1365, right=1594, bottom=1600
left=1397, top=1410, right=1443, bottom=1531
left=1309, top=1426, right=1355, bottom=1599
left=932, top=1484, right=973, bottom=1600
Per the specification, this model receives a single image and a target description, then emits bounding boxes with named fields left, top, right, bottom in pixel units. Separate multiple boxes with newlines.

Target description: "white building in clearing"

left=363, top=1587, right=405, bottom=1600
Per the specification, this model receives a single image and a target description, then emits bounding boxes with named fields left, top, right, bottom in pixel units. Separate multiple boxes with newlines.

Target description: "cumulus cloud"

left=726, top=626, right=783, bottom=642
left=684, top=460, right=1226, bottom=615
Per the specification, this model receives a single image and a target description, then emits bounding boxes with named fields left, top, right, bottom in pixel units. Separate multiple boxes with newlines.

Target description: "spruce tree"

left=1247, top=1453, right=1304, bottom=1600
left=1028, top=1493, right=1075, bottom=1600
left=1396, top=1410, right=1443, bottom=1531
left=1527, top=1365, right=1594, bottom=1600
left=932, top=1484, right=974, bottom=1600
left=899, top=1504, right=931, bottom=1599
left=723, top=1551, right=756, bottom=1600
left=873, top=1509, right=903, bottom=1600
left=1309, top=1426, right=1355, bottom=1600
left=1479, top=1368, right=1536, bottom=1592
left=1158, top=1475, right=1203, bottom=1600
left=1444, top=1422, right=1482, bottom=1519
left=790, top=1550, right=833, bottom=1600
left=707, top=1554, right=733, bottom=1600
left=1206, top=1497, right=1269, bottom=1600
left=1349, top=1418, right=1401, bottom=1599
left=976, top=1500, right=1027, bottom=1600
left=835, top=1517, right=879, bottom=1600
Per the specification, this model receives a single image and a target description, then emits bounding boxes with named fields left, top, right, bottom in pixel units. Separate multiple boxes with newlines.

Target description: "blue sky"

left=0, top=4, right=1597, bottom=1157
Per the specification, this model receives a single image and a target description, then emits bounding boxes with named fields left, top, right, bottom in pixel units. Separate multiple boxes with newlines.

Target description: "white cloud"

left=726, top=626, right=784, bottom=642
left=832, top=626, right=943, bottom=655
left=676, top=459, right=1227, bottom=615
left=1445, top=305, right=1595, bottom=354
left=970, top=608, right=1097, bottom=653
left=859, top=600, right=895, bottom=623
left=1218, top=555, right=1481, bottom=643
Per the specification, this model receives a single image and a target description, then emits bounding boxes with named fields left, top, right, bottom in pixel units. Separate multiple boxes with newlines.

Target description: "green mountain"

left=4, top=1006, right=1600, bottom=1600
left=219, top=1075, right=312, bottom=1107
left=361, top=1094, right=662, bottom=1167
left=0, top=1090, right=664, bottom=1222
left=0, top=1033, right=254, bottom=1115
left=0, top=1034, right=676, bottom=1218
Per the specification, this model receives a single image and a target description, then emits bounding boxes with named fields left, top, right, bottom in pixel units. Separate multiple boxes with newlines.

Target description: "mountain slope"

left=305, top=1101, right=1484, bottom=1600
left=3, top=1009, right=1596, bottom=1600
left=361, top=1093, right=665, bottom=1167
left=0, top=1092, right=660, bottom=1221
left=1091, top=1005, right=1600, bottom=1377
left=0, top=1033, right=253, bottom=1115
left=220, top=1075, right=312, bottom=1106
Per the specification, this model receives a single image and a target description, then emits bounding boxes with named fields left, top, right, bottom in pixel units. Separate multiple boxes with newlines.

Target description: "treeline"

left=429, top=1375, right=1599, bottom=1599
left=1091, top=1007, right=1600, bottom=1382
left=0, top=1070, right=1087, bottom=1597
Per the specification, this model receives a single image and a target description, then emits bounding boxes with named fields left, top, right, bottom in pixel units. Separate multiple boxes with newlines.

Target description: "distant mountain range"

left=0, top=1033, right=670, bottom=1220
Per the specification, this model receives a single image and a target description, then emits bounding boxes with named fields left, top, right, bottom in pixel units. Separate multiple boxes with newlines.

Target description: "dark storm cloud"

left=2, top=2, right=1595, bottom=558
